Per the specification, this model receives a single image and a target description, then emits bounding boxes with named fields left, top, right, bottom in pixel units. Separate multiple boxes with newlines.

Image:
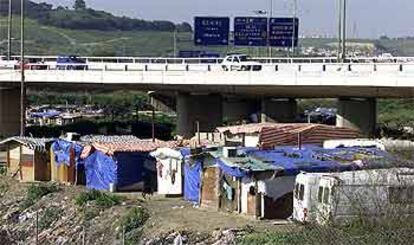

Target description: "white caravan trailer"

left=315, top=168, right=414, bottom=225
left=293, top=172, right=327, bottom=223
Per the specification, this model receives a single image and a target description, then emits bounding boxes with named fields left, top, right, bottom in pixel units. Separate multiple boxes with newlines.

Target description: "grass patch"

left=20, top=183, right=59, bottom=210
left=238, top=223, right=414, bottom=245
left=120, top=207, right=150, bottom=244
left=74, top=189, right=124, bottom=208
left=39, top=207, right=62, bottom=230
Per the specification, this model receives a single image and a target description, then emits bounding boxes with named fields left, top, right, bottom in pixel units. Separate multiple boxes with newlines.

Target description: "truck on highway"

left=56, top=55, right=88, bottom=70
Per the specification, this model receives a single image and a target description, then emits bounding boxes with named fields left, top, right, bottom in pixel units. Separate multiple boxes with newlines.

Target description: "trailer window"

left=318, top=186, right=323, bottom=202
left=299, top=184, right=305, bottom=201
left=294, top=184, right=299, bottom=199
left=323, top=188, right=330, bottom=204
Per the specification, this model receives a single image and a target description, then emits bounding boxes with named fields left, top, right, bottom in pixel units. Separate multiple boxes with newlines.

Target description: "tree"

left=73, top=0, right=86, bottom=10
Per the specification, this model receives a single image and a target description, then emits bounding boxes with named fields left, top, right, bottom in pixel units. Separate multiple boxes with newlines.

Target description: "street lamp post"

left=20, top=0, right=26, bottom=136
left=7, top=0, right=12, bottom=60
left=268, top=0, right=273, bottom=57
left=291, top=0, right=298, bottom=57
left=337, top=0, right=347, bottom=62
left=341, top=0, right=347, bottom=61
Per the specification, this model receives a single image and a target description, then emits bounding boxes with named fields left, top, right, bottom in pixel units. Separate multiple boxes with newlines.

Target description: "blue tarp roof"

left=210, top=145, right=395, bottom=178
left=31, top=110, right=61, bottom=118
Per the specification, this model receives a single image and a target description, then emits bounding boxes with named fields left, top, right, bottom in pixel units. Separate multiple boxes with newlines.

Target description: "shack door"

left=200, top=167, right=220, bottom=209
left=219, top=174, right=239, bottom=213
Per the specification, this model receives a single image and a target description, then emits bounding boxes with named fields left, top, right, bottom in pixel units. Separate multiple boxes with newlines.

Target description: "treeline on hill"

left=0, top=0, right=192, bottom=32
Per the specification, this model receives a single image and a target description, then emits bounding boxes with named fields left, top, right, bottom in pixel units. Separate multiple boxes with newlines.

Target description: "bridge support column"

left=0, top=88, right=20, bottom=137
left=176, top=93, right=222, bottom=138
left=336, top=98, right=377, bottom=137
left=261, top=98, right=297, bottom=123
left=223, top=98, right=260, bottom=124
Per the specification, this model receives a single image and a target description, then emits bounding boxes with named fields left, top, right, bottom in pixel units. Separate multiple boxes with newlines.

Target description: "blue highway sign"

left=194, top=17, right=230, bottom=46
left=269, top=17, right=299, bottom=47
left=234, top=17, right=268, bottom=47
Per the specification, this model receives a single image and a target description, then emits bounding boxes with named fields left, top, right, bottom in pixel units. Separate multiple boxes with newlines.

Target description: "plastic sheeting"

left=215, top=158, right=249, bottom=178
left=83, top=151, right=156, bottom=191
left=184, top=159, right=202, bottom=203
left=84, top=150, right=117, bottom=191
left=51, top=140, right=83, bottom=167
left=243, top=146, right=393, bottom=176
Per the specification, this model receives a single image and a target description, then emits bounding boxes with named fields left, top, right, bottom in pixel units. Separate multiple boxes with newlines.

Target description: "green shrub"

left=74, top=189, right=123, bottom=208
left=20, top=183, right=59, bottom=210
left=39, top=207, right=62, bottom=230
left=120, top=207, right=149, bottom=244
left=121, top=207, right=149, bottom=233
left=82, top=207, right=100, bottom=221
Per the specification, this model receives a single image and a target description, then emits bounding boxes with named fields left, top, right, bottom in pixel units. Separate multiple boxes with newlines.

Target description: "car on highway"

left=14, top=58, right=48, bottom=70
left=56, top=55, right=88, bottom=70
left=0, top=57, right=19, bottom=69
left=221, top=54, right=262, bottom=71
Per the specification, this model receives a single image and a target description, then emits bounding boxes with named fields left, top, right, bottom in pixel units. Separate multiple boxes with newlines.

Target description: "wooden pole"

left=152, top=107, right=155, bottom=142
left=20, top=0, right=26, bottom=137
left=7, top=0, right=12, bottom=60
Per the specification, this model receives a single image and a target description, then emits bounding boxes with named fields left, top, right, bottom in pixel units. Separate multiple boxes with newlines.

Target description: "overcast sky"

left=34, top=0, right=414, bottom=38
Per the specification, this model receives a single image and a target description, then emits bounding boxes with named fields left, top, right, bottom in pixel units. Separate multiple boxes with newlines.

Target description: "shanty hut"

left=216, top=123, right=361, bottom=149
left=0, top=137, right=54, bottom=182
left=150, top=148, right=187, bottom=196
left=50, top=139, right=85, bottom=185
left=196, top=145, right=394, bottom=219
left=81, top=138, right=175, bottom=192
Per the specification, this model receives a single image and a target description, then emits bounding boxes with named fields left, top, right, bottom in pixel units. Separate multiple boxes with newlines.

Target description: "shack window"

left=318, top=186, right=323, bottom=203
left=294, top=184, right=299, bottom=199
left=323, top=187, right=330, bottom=204
left=299, top=184, right=305, bottom=201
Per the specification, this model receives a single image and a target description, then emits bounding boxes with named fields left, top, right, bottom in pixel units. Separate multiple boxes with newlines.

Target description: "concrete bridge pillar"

left=223, top=98, right=260, bottom=124
left=0, top=88, right=20, bottom=138
left=176, top=93, right=223, bottom=138
left=336, top=98, right=377, bottom=137
left=261, top=98, right=297, bottom=123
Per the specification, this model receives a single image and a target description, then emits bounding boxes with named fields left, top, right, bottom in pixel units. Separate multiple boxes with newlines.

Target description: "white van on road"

left=221, top=54, right=262, bottom=71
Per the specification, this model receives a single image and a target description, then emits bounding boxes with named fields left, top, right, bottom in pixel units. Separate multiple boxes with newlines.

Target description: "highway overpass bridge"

left=1, top=56, right=414, bottom=138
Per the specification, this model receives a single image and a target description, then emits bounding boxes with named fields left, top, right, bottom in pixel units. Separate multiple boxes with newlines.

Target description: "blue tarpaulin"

left=242, top=146, right=392, bottom=176
left=83, top=150, right=156, bottom=191
left=215, top=158, right=249, bottom=178
left=51, top=140, right=83, bottom=167
left=84, top=151, right=117, bottom=191
left=184, top=158, right=202, bottom=203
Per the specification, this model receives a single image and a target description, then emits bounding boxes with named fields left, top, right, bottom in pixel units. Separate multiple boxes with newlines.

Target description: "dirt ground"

left=0, top=177, right=295, bottom=244
left=127, top=194, right=295, bottom=239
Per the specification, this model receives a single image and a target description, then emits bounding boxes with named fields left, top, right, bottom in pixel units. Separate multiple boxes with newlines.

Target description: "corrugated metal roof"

left=0, top=136, right=55, bottom=152
left=82, top=139, right=177, bottom=156
left=217, top=123, right=361, bottom=149
left=80, top=135, right=141, bottom=143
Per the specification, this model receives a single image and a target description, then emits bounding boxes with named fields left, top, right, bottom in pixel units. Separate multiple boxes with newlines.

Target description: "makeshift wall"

left=184, top=160, right=202, bottom=203
left=157, top=157, right=183, bottom=196
left=51, top=140, right=83, bottom=185
left=258, top=176, right=296, bottom=219
left=21, top=146, right=34, bottom=182
left=83, top=151, right=156, bottom=192
left=200, top=167, right=220, bottom=209
left=241, top=177, right=260, bottom=217
left=34, top=150, right=51, bottom=181
left=219, top=173, right=240, bottom=213
left=114, top=152, right=156, bottom=192
left=84, top=151, right=117, bottom=191
left=8, top=145, right=21, bottom=177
